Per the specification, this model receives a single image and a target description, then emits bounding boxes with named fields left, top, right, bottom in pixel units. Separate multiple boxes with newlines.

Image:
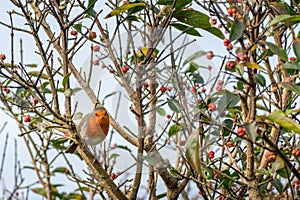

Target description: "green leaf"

left=102, top=91, right=118, bottom=104
left=265, top=42, right=288, bottom=62
left=28, top=71, right=48, bottom=79
left=157, top=0, right=191, bottom=10
left=283, top=62, right=300, bottom=70
left=74, top=23, right=82, bottom=32
left=277, top=167, right=291, bottom=178
left=257, top=49, right=274, bottom=61
left=110, top=153, right=120, bottom=160
left=183, top=51, right=206, bottom=66
left=86, top=0, right=97, bottom=17
left=253, top=74, right=266, bottom=87
left=167, top=99, right=182, bottom=113
left=174, top=10, right=210, bottom=28
left=64, top=89, right=73, bottom=97
left=157, top=193, right=167, bottom=199
left=293, top=39, right=300, bottom=60
left=62, top=73, right=71, bottom=88
left=190, top=73, right=204, bottom=83
left=72, top=112, right=83, bottom=120
left=270, top=15, right=300, bottom=26
left=170, top=23, right=201, bottom=37
left=168, top=124, right=180, bottom=137
left=218, top=92, right=240, bottom=113
left=25, top=63, right=38, bottom=68
left=254, top=168, right=270, bottom=176
left=229, top=20, right=245, bottom=41
left=266, top=110, right=300, bottom=134
left=280, top=82, right=300, bottom=95
left=52, top=167, right=67, bottom=174
left=202, top=27, right=225, bottom=39
left=105, top=3, right=147, bottom=18
left=272, top=179, right=283, bottom=195
left=184, top=62, right=199, bottom=74
left=185, top=130, right=200, bottom=173
left=156, top=107, right=166, bottom=116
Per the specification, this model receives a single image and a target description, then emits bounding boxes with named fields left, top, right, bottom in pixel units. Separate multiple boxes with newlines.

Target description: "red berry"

left=70, top=30, right=77, bottom=36
left=24, top=115, right=31, bottom=123
left=265, top=151, right=276, bottom=162
left=143, top=82, right=149, bottom=89
left=292, top=148, right=300, bottom=157
left=290, top=57, right=297, bottom=61
left=195, top=83, right=199, bottom=88
left=160, top=86, right=167, bottom=94
left=207, top=65, right=212, bottom=70
left=216, top=85, right=222, bottom=92
left=223, top=38, right=231, bottom=46
left=167, top=140, right=171, bottom=145
left=110, top=173, right=117, bottom=179
left=186, top=7, right=193, bottom=11
left=109, top=68, right=115, bottom=73
left=218, top=24, right=222, bottom=28
left=227, top=43, right=233, bottom=50
left=208, top=151, right=215, bottom=159
left=226, top=61, right=235, bottom=70
left=179, top=140, right=186, bottom=146
left=112, top=143, right=117, bottom=148
left=214, top=172, right=218, bottom=179
left=166, top=114, right=171, bottom=119
left=123, top=0, right=128, bottom=4
left=208, top=103, right=217, bottom=111
left=226, top=141, right=233, bottom=148
left=201, top=88, right=206, bottom=93
left=167, top=85, right=173, bottom=91
left=93, top=60, right=100, bottom=65
left=33, top=98, right=38, bottom=105
left=102, top=64, right=106, bottom=69
left=209, top=18, right=217, bottom=25
left=0, top=54, right=6, bottom=61
left=2, top=87, right=10, bottom=94
left=65, top=168, right=70, bottom=174
left=192, top=87, right=197, bottom=93
left=93, top=45, right=100, bottom=52
left=232, top=8, right=237, bottom=14
left=206, top=51, right=214, bottom=60
left=295, top=179, right=300, bottom=185
left=227, top=8, right=233, bottom=16
left=237, top=127, right=245, bottom=137
left=122, top=65, right=129, bottom=73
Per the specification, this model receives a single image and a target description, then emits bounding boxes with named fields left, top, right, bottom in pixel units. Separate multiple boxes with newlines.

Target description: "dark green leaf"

left=174, top=10, right=210, bottom=29
left=167, top=99, right=182, bottom=113
left=253, top=74, right=266, bottom=87
left=190, top=73, right=204, bottom=84
left=229, top=20, right=245, bottom=41
left=277, top=167, right=291, bottom=178
left=157, top=193, right=167, bottom=199
left=171, top=23, right=201, bottom=37
left=280, top=82, right=300, bottom=95
left=157, top=0, right=191, bottom=10
left=52, top=167, right=67, bottom=174
left=184, top=62, right=199, bottom=74
left=86, top=0, right=97, bottom=17
left=74, top=23, right=82, bottom=32
left=265, top=42, right=288, bottom=62
left=257, top=49, right=274, bottom=61
left=62, top=73, right=71, bottom=88
left=185, top=131, right=200, bottom=173
left=105, top=3, right=147, bottom=18
left=272, top=179, right=283, bottom=195
left=168, top=124, right=180, bottom=137
left=156, top=107, right=166, bottom=116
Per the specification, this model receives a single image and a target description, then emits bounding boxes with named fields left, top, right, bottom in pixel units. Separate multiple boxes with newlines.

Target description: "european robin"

left=65, top=106, right=110, bottom=153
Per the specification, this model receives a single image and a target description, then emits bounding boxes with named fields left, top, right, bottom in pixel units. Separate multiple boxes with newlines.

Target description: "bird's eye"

left=95, top=112, right=98, bottom=116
